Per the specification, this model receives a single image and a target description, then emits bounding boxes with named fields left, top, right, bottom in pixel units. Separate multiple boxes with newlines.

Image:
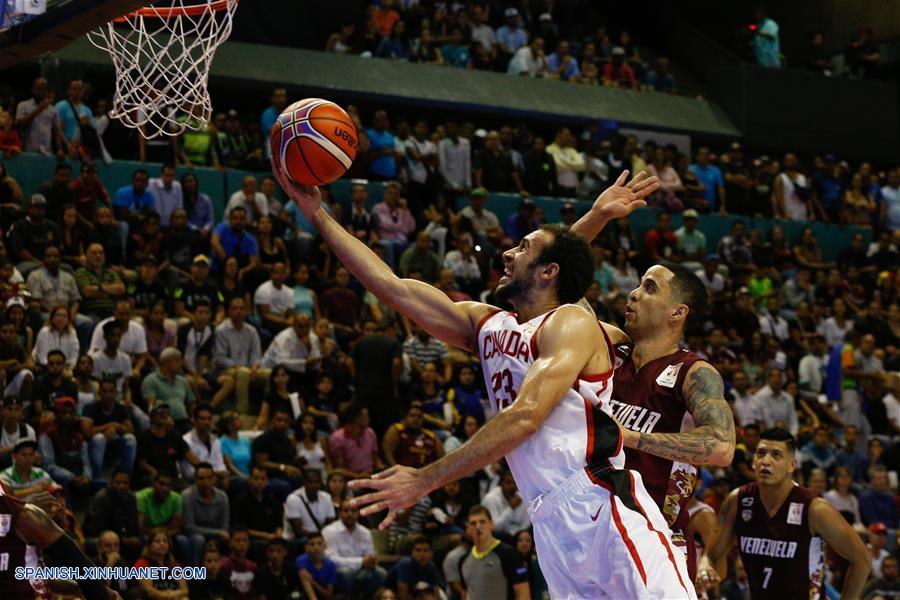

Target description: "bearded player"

left=274, top=166, right=695, bottom=599
left=696, top=428, right=868, bottom=598
left=572, top=209, right=736, bottom=579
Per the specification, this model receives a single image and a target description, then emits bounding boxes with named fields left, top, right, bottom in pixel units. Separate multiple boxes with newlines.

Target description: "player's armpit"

left=633, top=361, right=735, bottom=466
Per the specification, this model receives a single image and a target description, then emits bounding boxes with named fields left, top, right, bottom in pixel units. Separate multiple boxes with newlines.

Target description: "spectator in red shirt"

left=373, top=0, right=400, bottom=38
left=68, top=162, right=110, bottom=224
left=642, top=211, right=679, bottom=264
left=220, top=528, right=257, bottom=600
left=328, top=404, right=384, bottom=479
left=603, top=46, right=637, bottom=89
left=0, top=110, right=22, bottom=157
left=319, top=267, right=361, bottom=348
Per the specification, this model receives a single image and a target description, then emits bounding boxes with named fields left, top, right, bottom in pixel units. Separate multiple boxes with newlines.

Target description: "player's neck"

left=474, top=536, right=497, bottom=555
left=513, top=295, right=559, bottom=323
left=758, top=478, right=793, bottom=516
left=631, top=336, right=680, bottom=370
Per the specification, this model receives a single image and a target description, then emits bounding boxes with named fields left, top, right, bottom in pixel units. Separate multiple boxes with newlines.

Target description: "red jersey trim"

left=474, top=309, right=503, bottom=339
left=528, top=309, right=559, bottom=360
left=629, top=472, right=690, bottom=595
left=593, top=478, right=647, bottom=585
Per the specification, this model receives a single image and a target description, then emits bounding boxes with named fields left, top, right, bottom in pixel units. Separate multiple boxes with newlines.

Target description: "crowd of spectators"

left=1, top=76, right=900, bottom=600
left=322, top=1, right=676, bottom=93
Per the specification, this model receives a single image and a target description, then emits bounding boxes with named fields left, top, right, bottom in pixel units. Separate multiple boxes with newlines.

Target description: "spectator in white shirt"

left=89, top=300, right=148, bottom=379
left=322, top=500, right=387, bottom=598
left=225, top=176, right=268, bottom=227
left=0, top=396, right=36, bottom=470
left=438, top=122, right=471, bottom=196
left=798, top=334, right=828, bottom=397
left=261, top=313, right=321, bottom=374
left=283, top=469, right=335, bottom=541
left=507, top=36, right=548, bottom=77
left=481, top=469, right=531, bottom=539
left=758, top=296, right=790, bottom=341
left=443, top=234, right=482, bottom=299
left=32, top=306, right=79, bottom=371
left=254, top=262, right=295, bottom=335
left=694, top=255, right=726, bottom=293
left=148, top=163, right=183, bottom=228
left=181, top=403, right=228, bottom=483
left=727, top=371, right=763, bottom=427
left=753, top=368, right=799, bottom=434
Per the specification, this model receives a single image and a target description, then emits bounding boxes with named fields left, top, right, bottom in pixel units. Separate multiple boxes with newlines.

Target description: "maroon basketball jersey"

left=735, top=482, right=824, bottom=599
left=612, top=344, right=704, bottom=532
left=0, top=486, right=41, bottom=599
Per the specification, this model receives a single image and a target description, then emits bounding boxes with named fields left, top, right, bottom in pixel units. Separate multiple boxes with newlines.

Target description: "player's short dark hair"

left=467, top=505, right=492, bottom=521
left=535, top=225, right=594, bottom=305
left=759, top=427, right=796, bottom=453
left=659, top=262, right=707, bottom=329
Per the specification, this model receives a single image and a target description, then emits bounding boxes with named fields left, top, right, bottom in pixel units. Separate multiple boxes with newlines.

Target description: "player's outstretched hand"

left=695, top=561, right=721, bottom=593
left=348, top=465, right=427, bottom=529
left=271, top=158, right=322, bottom=216
left=592, top=170, right=659, bottom=221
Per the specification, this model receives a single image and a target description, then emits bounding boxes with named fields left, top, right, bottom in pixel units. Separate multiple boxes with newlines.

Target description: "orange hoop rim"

left=114, top=0, right=236, bottom=22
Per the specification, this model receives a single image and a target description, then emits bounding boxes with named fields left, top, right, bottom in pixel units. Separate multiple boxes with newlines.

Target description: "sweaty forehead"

left=757, top=440, right=789, bottom=454
left=642, top=265, right=675, bottom=288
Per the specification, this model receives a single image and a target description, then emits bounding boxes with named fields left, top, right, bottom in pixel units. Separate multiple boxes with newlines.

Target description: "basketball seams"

left=271, top=98, right=357, bottom=186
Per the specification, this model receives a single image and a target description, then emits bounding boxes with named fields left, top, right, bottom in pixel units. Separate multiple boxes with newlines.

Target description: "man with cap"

left=868, top=522, right=891, bottom=578
left=674, top=209, right=707, bottom=270
left=694, top=254, right=725, bottom=293
left=39, top=396, right=91, bottom=496
left=6, top=193, right=57, bottom=277
left=173, top=253, right=224, bottom=326
left=135, top=401, right=201, bottom=489
left=0, top=396, right=36, bottom=470
left=0, top=438, right=53, bottom=498
left=495, top=7, right=528, bottom=65
left=148, top=163, right=183, bottom=228
left=603, top=46, right=637, bottom=88
left=459, top=187, right=501, bottom=239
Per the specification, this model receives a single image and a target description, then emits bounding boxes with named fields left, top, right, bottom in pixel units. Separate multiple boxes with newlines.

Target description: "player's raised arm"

left=809, top=497, right=869, bottom=599
left=348, top=306, right=605, bottom=527
left=570, top=170, right=659, bottom=242
left=273, top=165, right=492, bottom=351
left=696, top=487, right=738, bottom=592
left=622, top=361, right=735, bottom=466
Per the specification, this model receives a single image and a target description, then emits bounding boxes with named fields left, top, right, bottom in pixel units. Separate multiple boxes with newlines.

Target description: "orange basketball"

left=270, top=98, right=358, bottom=186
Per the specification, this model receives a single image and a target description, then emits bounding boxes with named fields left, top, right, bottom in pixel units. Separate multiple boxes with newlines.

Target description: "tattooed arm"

left=621, top=361, right=735, bottom=466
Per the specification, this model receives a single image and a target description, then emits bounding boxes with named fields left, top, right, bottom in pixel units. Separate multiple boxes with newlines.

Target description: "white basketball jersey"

left=476, top=306, right=625, bottom=504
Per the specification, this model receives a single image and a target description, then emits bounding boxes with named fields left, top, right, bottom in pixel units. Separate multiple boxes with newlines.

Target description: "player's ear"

left=541, top=262, right=560, bottom=280
left=671, top=303, right=689, bottom=321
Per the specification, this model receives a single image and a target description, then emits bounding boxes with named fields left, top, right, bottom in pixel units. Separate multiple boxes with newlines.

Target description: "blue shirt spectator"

left=54, top=96, right=95, bottom=143
left=296, top=553, right=337, bottom=588
left=690, top=149, right=725, bottom=212
left=547, top=42, right=580, bottom=81
left=496, top=10, right=528, bottom=55
left=643, top=58, right=676, bottom=93
left=881, top=171, right=900, bottom=230
left=113, top=185, right=154, bottom=213
left=212, top=219, right=258, bottom=271
left=365, top=110, right=397, bottom=179
left=261, top=88, right=287, bottom=159
left=753, top=10, right=781, bottom=67
left=386, top=552, right=443, bottom=593
left=441, top=39, right=471, bottom=68
left=859, top=468, right=898, bottom=528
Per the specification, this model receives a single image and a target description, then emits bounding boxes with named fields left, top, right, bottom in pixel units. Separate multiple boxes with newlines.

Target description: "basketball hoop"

left=87, top=0, right=239, bottom=139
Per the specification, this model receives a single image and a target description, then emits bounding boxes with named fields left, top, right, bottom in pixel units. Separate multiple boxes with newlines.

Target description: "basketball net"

left=87, top=0, right=238, bottom=139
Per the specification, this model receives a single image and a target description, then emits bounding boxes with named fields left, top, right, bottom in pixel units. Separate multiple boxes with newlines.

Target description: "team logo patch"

left=741, top=509, right=752, bottom=522
left=0, top=514, right=10, bottom=537
left=787, top=502, right=804, bottom=525
left=741, top=496, right=754, bottom=507
left=656, top=362, right=683, bottom=388
left=614, top=356, right=624, bottom=370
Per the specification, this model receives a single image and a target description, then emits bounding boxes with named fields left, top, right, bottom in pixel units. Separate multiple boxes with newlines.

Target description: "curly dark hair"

left=535, top=225, right=594, bottom=304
